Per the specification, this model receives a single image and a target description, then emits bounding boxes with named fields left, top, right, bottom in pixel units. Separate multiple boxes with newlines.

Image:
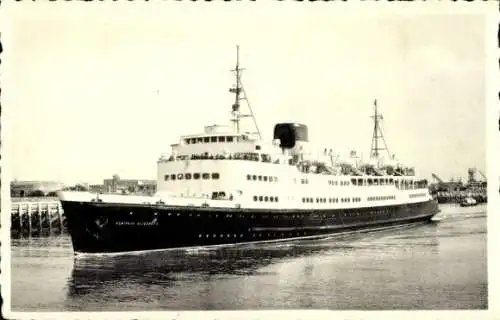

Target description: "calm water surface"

left=11, top=204, right=487, bottom=311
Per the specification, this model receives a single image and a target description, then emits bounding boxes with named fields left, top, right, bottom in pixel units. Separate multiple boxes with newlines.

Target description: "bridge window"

left=252, top=175, right=257, bottom=180
left=164, top=175, right=169, bottom=181
left=256, top=145, right=261, bottom=150
left=210, top=136, right=217, bottom=143
left=253, top=196, right=258, bottom=201
left=269, top=177, right=274, bottom=182
left=218, top=136, right=225, bottom=142
left=170, top=174, right=176, bottom=180
left=259, top=196, right=263, bottom=201
left=247, top=174, right=251, bottom=180
left=264, top=176, right=268, bottom=182
left=197, top=137, right=203, bottom=143
left=264, top=196, right=269, bottom=202
left=211, top=173, right=220, bottom=179
left=193, top=173, right=200, bottom=180
left=258, top=175, right=262, bottom=181
left=203, top=137, right=210, bottom=143
left=227, top=136, right=234, bottom=142
left=202, top=173, right=210, bottom=179
left=185, top=173, right=192, bottom=180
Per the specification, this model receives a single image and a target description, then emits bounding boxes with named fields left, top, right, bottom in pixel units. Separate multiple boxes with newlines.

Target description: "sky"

left=2, top=2, right=489, bottom=185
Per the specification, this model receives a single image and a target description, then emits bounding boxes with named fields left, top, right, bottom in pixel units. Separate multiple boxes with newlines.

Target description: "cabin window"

left=264, top=196, right=269, bottom=202
left=264, top=176, right=268, bottom=182
left=269, top=177, right=274, bottom=182
left=259, top=196, right=263, bottom=201
left=197, top=137, right=203, bottom=143
left=164, top=175, right=169, bottom=181
left=202, top=173, right=210, bottom=179
left=368, top=179, right=373, bottom=185
left=351, top=179, right=357, bottom=185
left=247, top=174, right=251, bottom=180
left=275, top=197, right=279, bottom=202
left=252, top=175, right=257, bottom=180
left=185, top=173, right=192, bottom=180
left=211, top=136, right=217, bottom=143
left=270, top=197, right=274, bottom=202
left=258, top=175, right=262, bottom=181
left=227, top=136, right=234, bottom=142
left=256, top=145, right=261, bottom=150
left=203, top=137, right=209, bottom=143
left=211, top=173, right=220, bottom=179
left=193, top=173, right=200, bottom=180
left=253, top=196, right=258, bottom=201
left=185, top=139, right=190, bottom=144
left=218, top=136, right=225, bottom=142
left=177, top=174, right=184, bottom=180
left=170, top=174, right=176, bottom=180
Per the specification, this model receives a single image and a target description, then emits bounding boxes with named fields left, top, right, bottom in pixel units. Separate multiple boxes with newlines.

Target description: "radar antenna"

left=369, top=99, right=391, bottom=159
left=229, top=45, right=262, bottom=139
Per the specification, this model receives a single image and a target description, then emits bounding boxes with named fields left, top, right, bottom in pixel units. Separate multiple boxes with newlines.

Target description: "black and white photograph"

left=0, top=1, right=498, bottom=319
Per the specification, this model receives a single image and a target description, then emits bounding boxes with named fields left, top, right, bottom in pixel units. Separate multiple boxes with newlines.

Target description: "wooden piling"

left=11, top=198, right=66, bottom=237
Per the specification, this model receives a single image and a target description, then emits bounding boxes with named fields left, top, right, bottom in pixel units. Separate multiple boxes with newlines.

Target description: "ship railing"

left=159, top=152, right=290, bottom=165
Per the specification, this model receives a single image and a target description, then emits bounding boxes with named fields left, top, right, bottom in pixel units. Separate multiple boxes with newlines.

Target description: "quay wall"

left=10, top=197, right=67, bottom=237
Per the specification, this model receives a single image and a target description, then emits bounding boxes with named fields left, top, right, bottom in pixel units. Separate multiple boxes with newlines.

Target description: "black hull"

left=60, top=200, right=440, bottom=254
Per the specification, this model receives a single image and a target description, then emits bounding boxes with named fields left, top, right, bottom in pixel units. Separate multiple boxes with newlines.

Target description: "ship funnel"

left=273, top=123, right=308, bottom=149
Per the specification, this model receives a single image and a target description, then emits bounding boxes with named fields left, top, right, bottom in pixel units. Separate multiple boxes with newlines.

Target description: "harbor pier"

left=10, top=198, right=66, bottom=237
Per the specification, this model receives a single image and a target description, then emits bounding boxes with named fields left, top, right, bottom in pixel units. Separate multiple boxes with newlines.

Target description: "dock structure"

left=10, top=197, right=67, bottom=237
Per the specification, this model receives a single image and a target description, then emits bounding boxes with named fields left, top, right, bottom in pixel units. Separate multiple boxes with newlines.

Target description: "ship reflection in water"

left=11, top=205, right=487, bottom=311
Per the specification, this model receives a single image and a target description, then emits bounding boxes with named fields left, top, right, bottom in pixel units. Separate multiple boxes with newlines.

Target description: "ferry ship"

left=58, top=47, right=440, bottom=254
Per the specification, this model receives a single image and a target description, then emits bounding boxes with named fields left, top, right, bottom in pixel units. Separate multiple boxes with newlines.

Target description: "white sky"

left=2, top=3, right=489, bottom=185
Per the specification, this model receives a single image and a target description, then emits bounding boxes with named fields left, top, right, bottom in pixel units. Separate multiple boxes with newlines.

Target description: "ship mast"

left=369, top=99, right=390, bottom=160
left=229, top=45, right=262, bottom=139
